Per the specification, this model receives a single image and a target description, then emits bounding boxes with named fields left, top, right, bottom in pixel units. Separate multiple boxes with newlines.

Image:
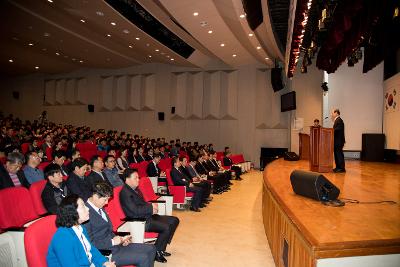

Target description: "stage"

left=262, top=159, right=400, bottom=267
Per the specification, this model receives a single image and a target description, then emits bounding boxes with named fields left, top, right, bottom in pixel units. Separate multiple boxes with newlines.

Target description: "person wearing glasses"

left=47, top=194, right=116, bottom=267
left=103, top=155, right=123, bottom=187
left=0, top=151, right=30, bottom=189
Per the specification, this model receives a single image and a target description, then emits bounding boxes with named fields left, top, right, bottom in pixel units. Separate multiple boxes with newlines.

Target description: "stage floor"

left=263, top=159, right=400, bottom=258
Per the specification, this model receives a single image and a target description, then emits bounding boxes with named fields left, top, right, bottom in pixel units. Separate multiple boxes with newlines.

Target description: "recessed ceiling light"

left=249, top=33, right=254, bottom=37
left=265, top=57, right=269, bottom=60
left=208, top=30, right=213, bottom=34
left=96, top=11, right=104, bottom=16
left=193, top=12, right=199, bottom=16
left=128, top=45, right=133, bottom=48
left=79, top=60, right=84, bottom=63
left=232, top=54, right=237, bottom=57
left=155, top=49, right=159, bottom=52
left=72, top=58, right=76, bottom=61
left=240, top=14, right=246, bottom=18
left=166, top=55, right=170, bottom=58
left=135, top=37, right=140, bottom=40
left=220, top=43, right=225, bottom=47
left=123, top=29, right=130, bottom=34
left=44, top=32, right=50, bottom=37
left=47, top=0, right=53, bottom=3
left=110, top=22, right=116, bottom=26
left=148, top=55, right=152, bottom=58
left=146, top=43, right=150, bottom=47
left=107, top=34, right=111, bottom=37
left=56, top=52, right=60, bottom=56
left=257, top=46, right=261, bottom=49
left=35, top=66, right=39, bottom=69
left=170, top=58, right=174, bottom=61
left=28, top=43, right=33, bottom=46
left=42, top=48, right=47, bottom=51
left=200, top=21, right=207, bottom=27
left=9, top=59, right=13, bottom=63
left=80, top=19, right=86, bottom=23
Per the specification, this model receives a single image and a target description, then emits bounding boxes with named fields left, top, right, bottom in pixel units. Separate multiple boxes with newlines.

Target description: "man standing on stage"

left=331, top=109, right=346, bottom=173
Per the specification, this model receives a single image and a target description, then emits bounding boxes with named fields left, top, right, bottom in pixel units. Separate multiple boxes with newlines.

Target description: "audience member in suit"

left=86, top=155, right=112, bottom=189
left=64, top=149, right=80, bottom=175
left=103, top=155, right=124, bottom=187
left=116, top=147, right=129, bottom=174
left=120, top=168, right=180, bottom=263
left=66, top=157, right=92, bottom=201
left=47, top=194, right=116, bottom=267
left=84, top=181, right=156, bottom=267
left=182, top=157, right=212, bottom=201
left=0, top=151, right=30, bottom=189
left=146, top=153, right=165, bottom=178
left=171, top=157, right=204, bottom=212
left=196, top=154, right=228, bottom=193
left=52, top=150, right=69, bottom=176
left=23, top=151, right=44, bottom=184
left=223, top=152, right=242, bottom=180
left=331, top=108, right=346, bottom=173
left=41, top=163, right=69, bottom=214
left=135, top=147, right=146, bottom=163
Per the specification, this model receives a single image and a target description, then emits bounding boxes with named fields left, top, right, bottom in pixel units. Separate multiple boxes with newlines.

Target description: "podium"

left=299, top=133, right=310, bottom=160
left=309, top=126, right=333, bottom=172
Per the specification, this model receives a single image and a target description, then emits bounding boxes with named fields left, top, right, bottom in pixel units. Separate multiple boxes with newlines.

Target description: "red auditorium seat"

left=138, top=161, right=149, bottom=178
left=165, top=169, right=193, bottom=209
left=24, top=215, right=57, bottom=267
left=21, top=143, right=30, bottom=155
left=97, top=150, right=107, bottom=159
left=76, top=143, right=98, bottom=162
left=139, top=177, right=172, bottom=216
left=45, top=147, right=53, bottom=161
left=37, top=162, right=50, bottom=171
left=29, top=180, right=48, bottom=215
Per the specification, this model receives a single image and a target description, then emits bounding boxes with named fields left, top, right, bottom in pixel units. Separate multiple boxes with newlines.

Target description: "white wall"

left=326, top=59, right=384, bottom=150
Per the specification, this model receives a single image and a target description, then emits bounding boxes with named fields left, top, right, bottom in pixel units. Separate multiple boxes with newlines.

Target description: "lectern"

left=309, top=126, right=333, bottom=172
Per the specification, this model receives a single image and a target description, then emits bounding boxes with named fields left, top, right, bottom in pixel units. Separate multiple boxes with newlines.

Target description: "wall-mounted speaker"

left=158, top=112, right=165, bottom=121
left=12, top=91, right=19, bottom=100
left=271, top=67, right=284, bottom=92
left=171, top=107, right=175, bottom=114
left=87, top=104, right=94, bottom=113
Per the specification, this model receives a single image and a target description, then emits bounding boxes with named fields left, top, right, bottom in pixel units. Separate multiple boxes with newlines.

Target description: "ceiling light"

left=200, top=21, right=208, bottom=27
left=155, top=49, right=159, bottom=52
left=232, top=54, right=237, bottom=57
left=9, top=59, right=13, bottom=63
left=80, top=19, right=86, bottom=23
left=220, top=43, right=225, bottom=47
left=208, top=30, right=213, bottom=34
left=248, top=33, right=254, bottom=37
left=128, top=45, right=133, bottom=48
left=48, top=0, right=53, bottom=3
left=96, top=11, right=104, bottom=16
left=56, top=52, right=60, bottom=56
left=28, top=43, right=33, bottom=46
left=107, top=34, right=111, bottom=37
left=257, top=46, right=261, bottom=49
left=135, top=37, right=140, bottom=40
left=166, top=55, right=170, bottom=58
left=44, top=32, right=50, bottom=37
left=265, top=57, right=269, bottom=60
left=35, top=66, right=39, bottom=69
left=79, top=60, right=83, bottom=63
left=193, top=12, right=199, bottom=16
left=240, top=14, right=246, bottom=18
left=148, top=55, right=152, bottom=58
left=42, top=48, right=47, bottom=51
left=146, top=43, right=150, bottom=47
left=72, top=58, right=76, bottom=61
left=170, top=58, right=174, bottom=61
left=110, top=22, right=116, bottom=26
left=123, top=29, right=130, bottom=34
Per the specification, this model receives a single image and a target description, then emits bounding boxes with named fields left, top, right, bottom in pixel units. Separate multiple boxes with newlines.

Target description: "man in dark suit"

left=170, top=157, right=204, bottom=212
left=331, top=108, right=346, bottom=172
left=146, top=153, right=165, bottom=178
left=66, top=157, right=92, bottom=201
left=223, top=152, right=242, bottom=180
left=84, top=181, right=156, bottom=267
left=41, top=163, right=69, bottom=214
left=0, top=152, right=30, bottom=189
left=86, top=155, right=112, bottom=189
left=120, top=169, right=179, bottom=263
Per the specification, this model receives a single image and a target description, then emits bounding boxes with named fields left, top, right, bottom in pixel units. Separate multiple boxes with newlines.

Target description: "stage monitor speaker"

left=171, top=106, right=175, bottom=114
left=158, top=112, right=165, bottom=121
left=12, top=91, right=19, bottom=100
left=361, top=133, right=384, bottom=162
left=271, top=67, right=284, bottom=92
left=384, top=149, right=397, bottom=163
left=87, top=104, right=94, bottom=112
left=290, top=170, right=340, bottom=202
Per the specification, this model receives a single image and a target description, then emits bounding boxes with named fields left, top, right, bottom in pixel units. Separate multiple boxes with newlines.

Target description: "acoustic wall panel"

left=220, top=70, right=238, bottom=119
left=128, top=75, right=141, bottom=111
left=114, top=76, right=128, bottom=111
left=203, top=71, right=221, bottom=119
left=171, top=73, right=188, bottom=119
left=44, top=80, right=56, bottom=105
left=142, top=74, right=155, bottom=111
left=76, top=78, right=88, bottom=104
left=188, top=72, right=203, bottom=119
left=55, top=79, right=65, bottom=105
left=65, top=79, right=76, bottom=105
left=100, top=76, right=114, bottom=111
left=255, top=69, right=269, bottom=128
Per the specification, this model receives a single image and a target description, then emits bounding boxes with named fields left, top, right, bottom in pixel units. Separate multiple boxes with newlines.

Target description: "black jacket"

left=0, top=164, right=30, bottom=189
left=333, top=117, right=345, bottom=147
left=66, top=172, right=92, bottom=201
left=119, top=184, right=153, bottom=220
left=41, top=181, right=69, bottom=214
left=146, top=161, right=160, bottom=177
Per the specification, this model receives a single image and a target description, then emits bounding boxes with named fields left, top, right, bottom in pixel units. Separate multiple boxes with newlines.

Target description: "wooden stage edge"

left=262, top=159, right=400, bottom=267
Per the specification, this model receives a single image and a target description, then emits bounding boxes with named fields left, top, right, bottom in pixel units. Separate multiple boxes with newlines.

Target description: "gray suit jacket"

left=84, top=203, right=114, bottom=250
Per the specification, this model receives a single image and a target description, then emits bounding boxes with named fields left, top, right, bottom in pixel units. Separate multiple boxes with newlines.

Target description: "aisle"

left=156, top=171, right=276, bottom=267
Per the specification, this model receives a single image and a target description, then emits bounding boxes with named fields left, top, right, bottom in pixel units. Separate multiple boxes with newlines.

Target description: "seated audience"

left=23, top=151, right=44, bottom=184
left=86, top=155, right=111, bottom=189
left=0, top=151, right=30, bottom=189
left=64, top=149, right=80, bottom=174
left=146, top=153, right=165, bottom=178
left=47, top=194, right=116, bottom=267
left=103, top=155, right=123, bottom=187
left=120, top=169, right=180, bottom=263
left=116, top=147, right=129, bottom=173
left=182, top=157, right=212, bottom=202
left=223, top=151, right=242, bottom=181
left=66, top=157, right=92, bottom=201
left=41, top=163, right=69, bottom=214
left=84, top=181, right=156, bottom=267
left=52, top=150, right=69, bottom=176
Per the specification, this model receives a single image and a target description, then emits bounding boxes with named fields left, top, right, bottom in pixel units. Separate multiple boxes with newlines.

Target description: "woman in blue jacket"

left=47, top=194, right=116, bottom=267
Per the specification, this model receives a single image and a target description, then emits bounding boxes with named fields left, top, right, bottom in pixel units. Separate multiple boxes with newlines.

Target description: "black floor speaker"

left=290, top=170, right=340, bottom=202
left=361, top=133, right=384, bottom=162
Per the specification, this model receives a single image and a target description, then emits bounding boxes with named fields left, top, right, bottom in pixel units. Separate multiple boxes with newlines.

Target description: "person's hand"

left=121, top=235, right=132, bottom=246
left=152, top=203, right=158, bottom=214
left=103, top=261, right=116, bottom=267
left=112, top=236, right=122, bottom=246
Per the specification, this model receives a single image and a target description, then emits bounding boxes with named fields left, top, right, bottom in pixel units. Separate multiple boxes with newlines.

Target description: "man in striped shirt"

left=0, top=151, right=30, bottom=189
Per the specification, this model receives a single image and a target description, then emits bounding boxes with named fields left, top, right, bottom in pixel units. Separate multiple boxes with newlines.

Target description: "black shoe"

left=332, top=168, right=338, bottom=172
left=162, top=251, right=171, bottom=257
left=155, top=251, right=167, bottom=263
left=190, top=207, right=201, bottom=212
left=334, top=168, right=346, bottom=173
left=199, top=203, right=207, bottom=208
left=236, top=177, right=243, bottom=181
